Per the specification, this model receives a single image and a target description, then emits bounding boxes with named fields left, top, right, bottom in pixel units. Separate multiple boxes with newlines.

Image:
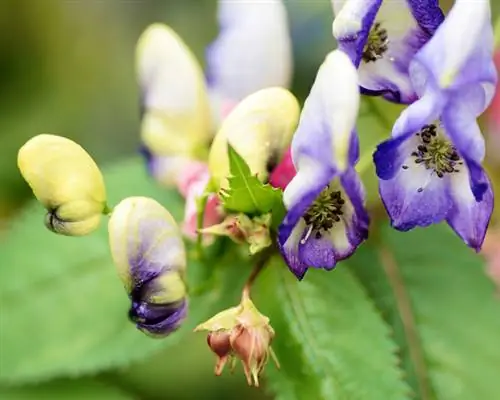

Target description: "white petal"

left=292, top=50, right=359, bottom=171
left=207, top=0, right=292, bottom=102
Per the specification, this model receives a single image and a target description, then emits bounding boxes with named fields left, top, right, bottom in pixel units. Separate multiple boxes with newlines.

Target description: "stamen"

left=410, top=123, right=462, bottom=179
left=302, top=187, right=345, bottom=239
left=362, top=22, right=389, bottom=63
left=300, top=224, right=314, bottom=245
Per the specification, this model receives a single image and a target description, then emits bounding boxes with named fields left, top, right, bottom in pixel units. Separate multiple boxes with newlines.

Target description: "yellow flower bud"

left=208, top=87, right=300, bottom=190
left=17, top=134, right=107, bottom=236
left=136, top=24, right=212, bottom=161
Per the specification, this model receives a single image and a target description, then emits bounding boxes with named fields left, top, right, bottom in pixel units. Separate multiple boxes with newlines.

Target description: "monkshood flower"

left=208, top=87, right=300, bottom=191
left=136, top=24, right=212, bottom=187
left=108, top=196, right=187, bottom=337
left=373, top=0, right=496, bottom=251
left=278, top=50, right=369, bottom=280
left=205, top=0, right=292, bottom=124
left=17, top=134, right=107, bottom=236
left=331, top=0, right=444, bottom=103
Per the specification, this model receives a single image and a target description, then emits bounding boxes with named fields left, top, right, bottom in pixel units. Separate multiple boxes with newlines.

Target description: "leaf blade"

left=222, top=144, right=284, bottom=217
left=256, top=257, right=411, bottom=400
left=0, top=157, right=222, bottom=384
left=349, top=224, right=500, bottom=400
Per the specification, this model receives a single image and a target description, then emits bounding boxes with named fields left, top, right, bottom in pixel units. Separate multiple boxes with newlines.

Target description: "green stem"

left=195, top=192, right=210, bottom=259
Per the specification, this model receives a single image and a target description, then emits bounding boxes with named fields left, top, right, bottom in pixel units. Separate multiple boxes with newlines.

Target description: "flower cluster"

left=16, top=0, right=497, bottom=388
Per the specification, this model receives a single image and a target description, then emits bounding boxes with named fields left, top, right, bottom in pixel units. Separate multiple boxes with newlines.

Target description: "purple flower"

left=278, top=50, right=369, bottom=280
left=331, top=0, right=444, bottom=103
left=206, top=0, right=292, bottom=123
left=373, top=0, right=496, bottom=251
left=108, top=197, right=188, bottom=337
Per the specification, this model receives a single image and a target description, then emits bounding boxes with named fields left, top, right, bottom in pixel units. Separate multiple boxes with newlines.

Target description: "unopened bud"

left=207, top=331, right=233, bottom=376
left=17, top=134, right=107, bottom=236
left=230, top=324, right=276, bottom=387
left=195, top=297, right=278, bottom=386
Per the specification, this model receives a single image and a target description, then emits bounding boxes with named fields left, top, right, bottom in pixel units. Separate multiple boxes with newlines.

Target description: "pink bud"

left=269, top=147, right=296, bottom=190
left=174, top=161, right=224, bottom=243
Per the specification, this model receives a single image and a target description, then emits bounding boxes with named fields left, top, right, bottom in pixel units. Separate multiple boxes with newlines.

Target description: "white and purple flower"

left=331, top=0, right=444, bottom=103
left=205, top=0, right=292, bottom=123
left=373, top=0, right=496, bottom=251
left=278, top=50, right=369, bottom=280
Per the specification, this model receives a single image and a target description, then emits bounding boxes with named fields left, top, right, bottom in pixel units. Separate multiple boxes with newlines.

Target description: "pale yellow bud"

left=17, top=134, right=107, bottom=236
left=208, top=87, right=300, bottom=190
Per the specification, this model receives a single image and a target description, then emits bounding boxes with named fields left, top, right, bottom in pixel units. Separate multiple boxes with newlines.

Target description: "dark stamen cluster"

left=405, top=124, right=462, bottom=179
left=303, top=187, right=345, bottom=239
left=362, top=22, right=389, bottom=63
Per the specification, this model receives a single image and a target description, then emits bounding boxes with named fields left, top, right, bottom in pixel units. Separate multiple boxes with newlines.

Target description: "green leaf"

left=0, top=157, right=221, bottom=384
left=0, top=379, right=132, bottom=399
left=255, top=257, right=411, bottom=400
left=349, top=224, right=500, bottom=400
left=221, top=144, right=284, bottom=217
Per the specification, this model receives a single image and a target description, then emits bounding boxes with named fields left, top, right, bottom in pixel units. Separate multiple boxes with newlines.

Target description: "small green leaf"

left=349, top=224, right=500, bottom=400
left=255, top=257, right=411, bottom=400
left=0, top=157, right=221, bottom=384
left=0, top=379, right=132, bottom=399
left=221, top=144, right=284, bottom=217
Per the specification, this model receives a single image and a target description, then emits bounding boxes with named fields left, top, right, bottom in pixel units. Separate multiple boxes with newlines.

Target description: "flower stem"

left=241, top=247, right=274, bottom=301
left=195, top=192, right=210, bottom=259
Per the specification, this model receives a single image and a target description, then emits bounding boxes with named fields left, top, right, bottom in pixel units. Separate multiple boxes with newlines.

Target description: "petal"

left=136, top=24, right=212, bottom=156
left=374, top=89, right=445, bottom=180
left=441, top=99, right=489, bottom=201
left=278, top=219, right=310, bottom=280
left=340, top=167, right=369, bottom=245
left=206, top=0, right=292, bottom=106
left=333, top=0, right=444, bottom=103
left=208, top=87, right=300, bottom=190
left=140, top=145, right=193, bottom=188
left=291, top=49, right=360, bottom=172
left=269, top=147, right=296, bottom=190
left=410, top=0, right=496, bottom=99
left=108, top=196, right=186, bottom=293
left=376, top=134, right=452, bottom=230
left=279, top=158, right=333, bottom=279
left=280, top=160, right=332, bottom=247
left=182, top=173, right=223, bottom=243
left=446, top=165, right=493, bottom=251
left=298, top=170, right=369, bottom=269
left=131, top=299, right=188, bottom=337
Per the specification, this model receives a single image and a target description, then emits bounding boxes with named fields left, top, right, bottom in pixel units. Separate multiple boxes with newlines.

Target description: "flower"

left=108, top=196, right=188, bottom=337
left=208, top=87, right=300, bottom=191
left=195, top=296, right=278, bottom=387
left=206, top=0, right=292, bottom=123
left=136, top=23, right=212, bottom=186
left=17, top=134, right=107, bottom=236
left=331, top=0, right=444, bottom=103
left=373, top=0, right=496, bottom=251
left=278, top=50, right=369, bottom=280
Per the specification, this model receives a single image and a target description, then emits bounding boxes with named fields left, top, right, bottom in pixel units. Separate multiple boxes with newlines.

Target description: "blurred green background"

left=0, top=0, right=499, bottom=399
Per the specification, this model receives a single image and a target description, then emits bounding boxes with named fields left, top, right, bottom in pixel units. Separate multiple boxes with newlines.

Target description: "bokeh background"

left=0, top=0, right=499, bottom=399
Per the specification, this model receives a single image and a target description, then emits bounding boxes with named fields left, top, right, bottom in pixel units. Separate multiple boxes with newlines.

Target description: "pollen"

left=303, top=186, right=345, bottom=239
left=410, top=124, right=462, bottom=178
left=362, top=22, right=389, bottom=63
